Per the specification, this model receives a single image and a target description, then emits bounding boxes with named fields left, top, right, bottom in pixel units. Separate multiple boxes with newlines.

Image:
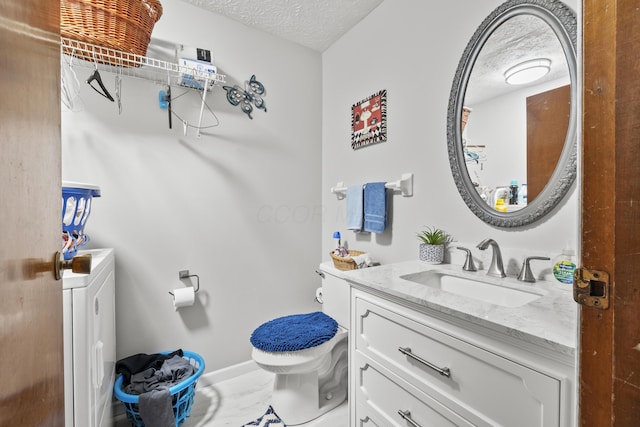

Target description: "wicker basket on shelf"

left=330, top=250, right=365, bottom=271
left=61, top=0, right=163, bottom=65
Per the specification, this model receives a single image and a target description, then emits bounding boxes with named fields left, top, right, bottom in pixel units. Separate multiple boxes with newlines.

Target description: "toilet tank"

left=318, top=262, right=350, bottom=328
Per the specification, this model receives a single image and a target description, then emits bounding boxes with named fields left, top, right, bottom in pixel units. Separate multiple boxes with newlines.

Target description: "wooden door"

left=0, top=1, right=63, bottom=425
left=526, top=85, right=571, bottom=201
left=580, top=0, right=640, bottom=425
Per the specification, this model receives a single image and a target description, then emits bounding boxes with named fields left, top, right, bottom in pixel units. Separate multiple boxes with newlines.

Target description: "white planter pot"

left=419, top=243, right=444, bottom=264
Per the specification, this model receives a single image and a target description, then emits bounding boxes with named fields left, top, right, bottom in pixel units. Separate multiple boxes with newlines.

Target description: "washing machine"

left=63, top=248, right=116, bottom=427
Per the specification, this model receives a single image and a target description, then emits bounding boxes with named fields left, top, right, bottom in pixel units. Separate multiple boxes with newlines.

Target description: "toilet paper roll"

left=172, top=287, right=195, bottom=311
left=315, top=287, right=323, bottom=304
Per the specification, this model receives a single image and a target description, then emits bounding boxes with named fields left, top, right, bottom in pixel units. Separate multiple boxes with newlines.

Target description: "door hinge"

left=573, top=267, right=609, bottom=309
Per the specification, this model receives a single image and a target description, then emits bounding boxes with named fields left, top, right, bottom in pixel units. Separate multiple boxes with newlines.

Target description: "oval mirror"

left=447, top=0, right=577, bottom=228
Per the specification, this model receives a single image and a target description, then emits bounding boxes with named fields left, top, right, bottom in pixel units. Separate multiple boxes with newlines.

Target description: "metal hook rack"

left=61, top=37, right=226, bottom=86
left=61, top=37, right=225, bottom=136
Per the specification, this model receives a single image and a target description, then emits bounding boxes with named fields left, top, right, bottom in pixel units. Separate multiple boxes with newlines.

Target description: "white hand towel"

left=351, top=253, right=374, bottom=268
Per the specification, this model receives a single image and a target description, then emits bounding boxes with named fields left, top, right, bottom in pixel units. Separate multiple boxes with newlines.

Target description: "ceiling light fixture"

left=504, top=58, right=552, bottom=85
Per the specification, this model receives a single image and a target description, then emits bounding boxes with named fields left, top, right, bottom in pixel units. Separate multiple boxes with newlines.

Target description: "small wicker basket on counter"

left=61, top=0, right=163, bottom=65
left=330, top=250, right=365, bottom=271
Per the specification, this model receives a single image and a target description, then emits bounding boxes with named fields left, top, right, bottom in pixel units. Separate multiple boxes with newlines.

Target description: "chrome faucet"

left=517, top=256, right=550, bottom=282
left=454, top=246, right=477, bottom=272
left=476, top=238, right=506, bottom=278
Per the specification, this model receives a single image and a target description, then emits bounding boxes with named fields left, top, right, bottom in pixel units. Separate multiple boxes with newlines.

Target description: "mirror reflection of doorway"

left=526, top=85, right=571, bottom=200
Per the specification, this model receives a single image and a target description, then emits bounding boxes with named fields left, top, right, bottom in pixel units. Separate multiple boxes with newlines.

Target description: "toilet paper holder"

left=168, top=269, right=200, bottom=296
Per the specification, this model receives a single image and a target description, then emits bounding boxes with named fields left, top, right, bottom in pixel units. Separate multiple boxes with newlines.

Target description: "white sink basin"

left=400, top=270, right=543, bottom=307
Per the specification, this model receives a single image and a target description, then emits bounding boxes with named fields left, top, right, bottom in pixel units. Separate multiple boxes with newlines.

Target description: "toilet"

left=250, top=263, right=348, bottom=425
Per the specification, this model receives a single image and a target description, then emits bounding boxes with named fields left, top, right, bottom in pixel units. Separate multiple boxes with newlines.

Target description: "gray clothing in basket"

left=139, top=388, right=174, bottom=427
left=125, top=355, right=195, bottom=427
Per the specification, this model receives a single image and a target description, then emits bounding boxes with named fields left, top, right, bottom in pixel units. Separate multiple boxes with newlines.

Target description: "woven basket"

left=61, top=0, right=163, bottom=66
left=330, top=250, right=365, bottom=271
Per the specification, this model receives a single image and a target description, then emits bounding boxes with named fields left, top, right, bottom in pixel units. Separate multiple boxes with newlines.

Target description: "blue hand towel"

left=346, top=185, right=364, bottom=231
left=363, top=182, right=387, bottom=233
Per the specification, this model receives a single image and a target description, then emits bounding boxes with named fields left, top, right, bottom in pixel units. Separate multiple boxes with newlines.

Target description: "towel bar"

left=330, top=173, right=413, bottom=199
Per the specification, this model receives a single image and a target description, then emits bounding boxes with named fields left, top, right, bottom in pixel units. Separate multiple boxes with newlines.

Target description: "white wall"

left=322, top=0, right=580, bottom=277
left=62, top=0, right=322, bottom=370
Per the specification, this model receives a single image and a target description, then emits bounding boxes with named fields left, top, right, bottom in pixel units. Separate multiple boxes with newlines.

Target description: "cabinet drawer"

left=353, top=351, right=473, bottom=427
left=354, top=295, right=561, bottom=427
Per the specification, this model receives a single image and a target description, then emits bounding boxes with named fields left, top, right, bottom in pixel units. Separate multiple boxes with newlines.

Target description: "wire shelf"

left=61, top=37, right=226, bottom=87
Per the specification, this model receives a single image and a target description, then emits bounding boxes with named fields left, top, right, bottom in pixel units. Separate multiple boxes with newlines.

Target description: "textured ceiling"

left=465, top=15, right=569, bottom=105
left=181, top=0, right=384, bottom=52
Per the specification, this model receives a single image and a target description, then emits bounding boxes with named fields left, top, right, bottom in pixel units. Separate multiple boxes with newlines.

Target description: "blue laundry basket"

left=114, top=351, right=205, bottom=427
left=61, top=182, right=101, bottom=260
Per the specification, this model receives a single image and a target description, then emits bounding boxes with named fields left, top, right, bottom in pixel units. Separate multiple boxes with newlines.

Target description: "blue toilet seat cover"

left=250, top=312, right=339, bottom=352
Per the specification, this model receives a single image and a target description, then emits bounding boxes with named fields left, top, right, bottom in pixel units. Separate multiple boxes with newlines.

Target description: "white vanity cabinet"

left=350, top=289, right=575, bottom=427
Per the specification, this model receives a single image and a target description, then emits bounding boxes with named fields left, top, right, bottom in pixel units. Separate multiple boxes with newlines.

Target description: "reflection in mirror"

left=447, top=0, right=577, bottom=228
left=463, top=15, right=570, bottom=211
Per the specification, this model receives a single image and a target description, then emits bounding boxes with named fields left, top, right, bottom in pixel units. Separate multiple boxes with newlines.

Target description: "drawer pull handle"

left=398, top=409, right=422, bottom=427
left=398, top=347, right=451, bottom=377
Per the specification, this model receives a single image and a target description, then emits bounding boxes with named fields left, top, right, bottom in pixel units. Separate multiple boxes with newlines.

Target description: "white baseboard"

left=112, top=359, right=258, bottom=423
left=198, top=359, right=258, bottom=387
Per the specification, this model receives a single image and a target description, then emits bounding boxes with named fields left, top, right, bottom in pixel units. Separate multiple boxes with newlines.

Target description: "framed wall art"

left=351, top=89, right=387, bottom=150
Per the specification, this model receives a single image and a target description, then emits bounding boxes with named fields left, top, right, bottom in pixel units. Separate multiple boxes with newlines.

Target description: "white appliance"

left=63, top=248, right=116, bottom=427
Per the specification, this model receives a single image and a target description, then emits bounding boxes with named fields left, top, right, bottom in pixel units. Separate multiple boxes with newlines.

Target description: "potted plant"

left=416, top=226, right=452, bottom=264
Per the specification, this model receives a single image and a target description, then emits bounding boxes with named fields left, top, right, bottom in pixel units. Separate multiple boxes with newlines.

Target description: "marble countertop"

left=340, top=260, right=577, bottom=357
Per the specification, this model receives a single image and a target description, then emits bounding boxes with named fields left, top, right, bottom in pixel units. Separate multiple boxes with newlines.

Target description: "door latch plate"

left=573, top=267, right=609, bottom=309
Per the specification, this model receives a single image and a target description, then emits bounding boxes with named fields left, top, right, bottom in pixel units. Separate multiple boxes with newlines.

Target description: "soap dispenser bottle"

left=332, top=231, right=348, bottom=257
left=519, top=183, right=528, bottom=206
left=509, top=180, right=519, bottom=205
left=553, top=244, right=577, bottom=285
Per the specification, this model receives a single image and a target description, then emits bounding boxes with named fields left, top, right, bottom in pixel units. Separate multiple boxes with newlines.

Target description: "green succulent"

left=416, top=226, right=452, bottom=245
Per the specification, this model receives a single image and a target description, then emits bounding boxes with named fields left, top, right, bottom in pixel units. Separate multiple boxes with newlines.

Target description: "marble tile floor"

left=115, top=368, right=348, bottom=427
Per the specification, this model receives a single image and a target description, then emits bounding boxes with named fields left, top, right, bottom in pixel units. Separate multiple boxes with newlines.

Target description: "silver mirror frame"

left=447, top=0, right=577, bottom=228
